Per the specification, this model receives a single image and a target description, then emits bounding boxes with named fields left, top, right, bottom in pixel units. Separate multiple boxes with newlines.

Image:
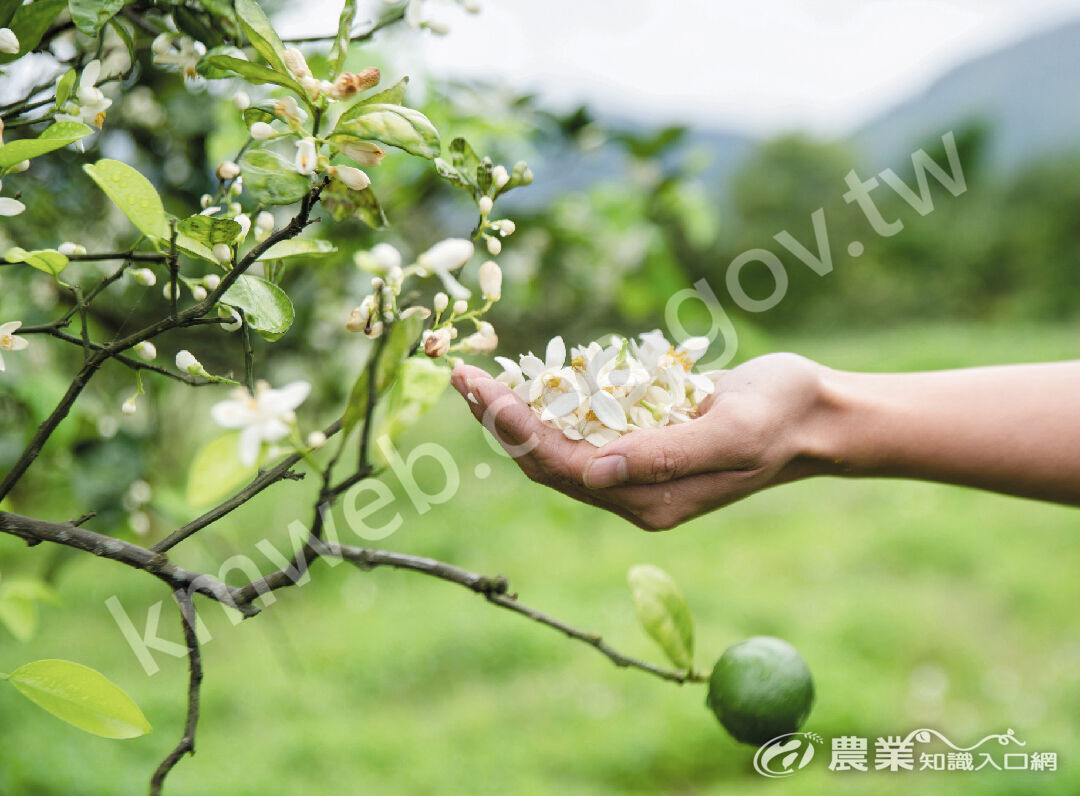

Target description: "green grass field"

left=1, top=321, right=1079, bottom=795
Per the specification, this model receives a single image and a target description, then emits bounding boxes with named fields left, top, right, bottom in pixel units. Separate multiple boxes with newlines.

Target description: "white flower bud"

left=256, top=211, right=274, bottom=232
left=199, top=194, right=213, bottom=208
left=151, top=33, right=172, bottom=56
left=0, top=27, right=19, bottom=55
left=233, top=90, right=251, bottom=110
left=132, top=268, right=157, bottom=287
left=58, top=242, right=86, bottom=256
left=10, top=160, right=29, bottom=173
left=453, top=299, right=468, bottom=315
left=175, top=349, right=201, bottom=374
left=213, top=243, right=232, bottom=264
left=497, top=219, right=516, bottom=236
left=338, top=139, right=385, bottom=167
left=418, top=238, right=474, bottom=273
left=371, top=277, right=385, bottom=292
left=423, top=327, right=452, bottom=358
left=365, top=321, right=384, bottom=339
left=433, top=292, right=449, bottom=313
left=216, top=160, right=240, bottom=180
left=334, top=164, right=370, bottom=191
left=230, top=176, right=244, bottom=195
left=122, top=396, right=138, bottom=415
left=478, top=260, right=502, bottom=301
left=486, top=236, right=502, bottom=256
left=462, top=329, right=498, bottom=353
left=135, top=341, right=156, bottom=361
left=162, top=282, right=173, bottom=299
left=192, top=285, right=208, bottom=300
left=478, top=196, right=493, bottom=215
left=283, top=47, right=312, bottom=79
left=463, top=0, right=482, bottom=13
left=204, top=274, right=221, bottom=290
left=307, top=431, right=327, bottom=448
left=346, top=303, right=371, bottom=332
left=250, top=121, right=274, bottom=140
left=400, top=306, right=431, bottom=320
left=234, top=214, right=251, bottom=241
left=492, top=164, right=510, bottom=189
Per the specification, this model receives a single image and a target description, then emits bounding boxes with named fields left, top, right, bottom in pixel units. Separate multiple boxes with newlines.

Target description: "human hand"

left=450, top=352, right=830, bottom=530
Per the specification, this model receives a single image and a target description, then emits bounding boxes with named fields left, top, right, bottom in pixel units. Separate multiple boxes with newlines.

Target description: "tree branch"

left=149, top=590, right=202, bottom=796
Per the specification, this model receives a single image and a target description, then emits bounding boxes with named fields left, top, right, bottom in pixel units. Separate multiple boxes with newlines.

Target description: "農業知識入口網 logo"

left=753, top=728, right=1057, bottom=778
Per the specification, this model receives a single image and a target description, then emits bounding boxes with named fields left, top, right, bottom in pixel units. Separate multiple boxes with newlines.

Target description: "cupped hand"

left=450, top=352, right=830, bottom=530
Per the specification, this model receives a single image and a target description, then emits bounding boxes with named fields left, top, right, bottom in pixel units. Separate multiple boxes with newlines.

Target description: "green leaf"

left=5, top=247, right=68, bottom=276
left=174, top=233, right=217, bottom=263
left=0, top=0, right=18, bottom=27
left=0, top=122, right=93, bottom=170
left=196, top=47, right=249, bottom=80
left=242, top=103, right=277, bottom=126
left=5, top=659, right=152, bottom=739
left=68, top=0, right=126, bottom=36
left=328, top=0, right=356, bottom=78
left=0, top=0, right=67, bottom=64
left=375, top=357, right=450, bottom=446
left=627, top=564, right=694, bottom=670
left=342, top=313, right=425, bottom=439
left=256, top=238, right=336, bottom=261
left=108, top=16, right=136, bottom=65
left=235, top=0, right=288, bottom=74
left=173, top=4, right=222, bottom=47
left=54, top=68, right=77, bottom=108
left=0, top=578, right=61, bottom=642
left=434, top=157, right=469, bottom=189
left=186, top=432, right=258, bottom=506
left=334, top=104, right=440, bottom=159
left=220, top=275, right=295, bottom=341
left=321, top=179, right=387, bottom=228
left=177, top=214, right=242, bottom=247
left=449, top=137, right=480, bottom=188
left=354, top=76, right=408, bottom=107
left=82, top=159, right=168, bottom=240
left=239, top=149, right=310, bottom=206
left=201, top=54, right=303, bottom=95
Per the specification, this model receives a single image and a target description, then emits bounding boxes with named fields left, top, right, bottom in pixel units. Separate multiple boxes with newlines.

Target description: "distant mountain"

left=853, top=18, right=1080, bottom=172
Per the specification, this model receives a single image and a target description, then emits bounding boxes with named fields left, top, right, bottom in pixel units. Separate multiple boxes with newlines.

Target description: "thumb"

left=582, top=418, right=719, bottom=489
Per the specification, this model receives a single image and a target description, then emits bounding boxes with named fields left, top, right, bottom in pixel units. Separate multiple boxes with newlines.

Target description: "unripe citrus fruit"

left=706, top=636, right=814, bottom=745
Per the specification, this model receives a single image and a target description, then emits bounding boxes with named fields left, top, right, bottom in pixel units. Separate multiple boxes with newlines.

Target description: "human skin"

left=450, top=354, right=1080, bottom=531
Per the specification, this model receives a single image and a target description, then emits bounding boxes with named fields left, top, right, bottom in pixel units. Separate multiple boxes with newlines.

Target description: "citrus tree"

left=0, top=1, right=812, bottom=791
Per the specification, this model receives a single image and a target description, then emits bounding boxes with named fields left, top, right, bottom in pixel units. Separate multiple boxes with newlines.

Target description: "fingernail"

left=584, top=455, right=628, bottom=489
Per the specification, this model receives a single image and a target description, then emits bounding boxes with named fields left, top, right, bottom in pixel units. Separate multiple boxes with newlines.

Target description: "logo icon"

left=753, top=732, right=823, bottom=778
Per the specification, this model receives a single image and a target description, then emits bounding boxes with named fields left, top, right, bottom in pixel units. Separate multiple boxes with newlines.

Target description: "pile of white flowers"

left=494, top=331, right=716, bottom=447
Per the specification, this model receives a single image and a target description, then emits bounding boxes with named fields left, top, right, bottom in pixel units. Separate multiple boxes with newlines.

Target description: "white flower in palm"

left=211, top=380, right=311, bottom=466
left=495, top=330, right=716, bottom=446
left=0, top=321, right=29, bottom=371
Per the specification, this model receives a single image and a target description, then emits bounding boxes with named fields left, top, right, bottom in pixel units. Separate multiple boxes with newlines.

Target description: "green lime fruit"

left=706, top=636, right=814, bottom=745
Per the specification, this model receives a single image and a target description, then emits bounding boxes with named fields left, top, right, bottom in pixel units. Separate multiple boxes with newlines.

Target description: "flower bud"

left=255, top=211, right=274, bottom=232
left=10, top=160, right=29, bottom=173
left=400, top=306, right=431, bottom=320
left=162, top=283, right=173, bottom=299
left=151, top=33, right=172, bottom=56
left=486, top=236, right=502, bottom=256
left=122, top=396, right=138, bottom=415
left=233, top=90, right=251, bottom=110
left=307, top=430, right=327, bottom=448
left=135, top=341, right=156, bottom=361
left=365, top=321, right=384, bottom=339
left=192, top=285, right=208, bottom=300
left=462, top=328, right=498, bottom=353
left=433, top=292, right=449, bottom=313
left=300, top=74, right=320, bottom=96
left=250, top=121, right=274, bottom=140
left=212, top=243, right=232, bottom=264
left=234, top=214, right=251, bottom=241
left=478, top=196, right=493, bottom=215
left=338, top=139, right=385, bottom=167
left=175, top=349, right=201, bottom=374
left=497, top=219, right=516, bottom=236
left=58, top=241, right=87, bottom=256
left=216, top=160, right=240, bottom=180
left=230, top=176, right=244, bottom=195
left=200, top=193, right=213, bottom=208
left=453, top=299, right=468, bottom=315
left=330, top=67, right=381, bottom=99
left=478, top=260, right=502, bottom=301
left=132, top=268, right=157, bottom=287
left=346, top=302, right=372, bottom=332
left=423, top=327, right=452, bottom=358
left=334, top=164, right=370, bottom=191
left=0, top=27, right=18, bottom=54
left=418, top=238, right=474, bottom=273
left=492, top=164, right=510, bottom=189
left=283, top=47, right=312, bottom=79
left=204, top=273, right=221, bottom=290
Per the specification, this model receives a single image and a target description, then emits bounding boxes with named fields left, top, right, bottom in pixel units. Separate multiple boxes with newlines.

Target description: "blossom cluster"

left=494, top=331, right=715, bottom=447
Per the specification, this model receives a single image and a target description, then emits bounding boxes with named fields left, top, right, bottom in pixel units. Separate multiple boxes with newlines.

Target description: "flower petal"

left=590, top=389, right=628, bottom=431
left=211, top=400, right=254, bottom=428
left=260, top=381, right=311, bottom=414
left=7, top=336, right=28, bottom=351
left=0, top=198, right=26, bottom=216
left=540, top=390, right=583, bottom=420
left=545, top=336, right=566, bottom=369
left=519, top=354, right=545, bottom=379
left=237, top=425, right=263, bottom=467
left=0, top=321, right=22, bottom=335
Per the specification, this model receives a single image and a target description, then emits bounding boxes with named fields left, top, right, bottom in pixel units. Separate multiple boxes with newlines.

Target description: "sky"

left=281, top=0, right=1080, bottom=135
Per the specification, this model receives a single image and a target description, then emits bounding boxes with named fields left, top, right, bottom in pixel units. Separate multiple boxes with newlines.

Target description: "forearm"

left=804, top=361, right=1080, bottom=504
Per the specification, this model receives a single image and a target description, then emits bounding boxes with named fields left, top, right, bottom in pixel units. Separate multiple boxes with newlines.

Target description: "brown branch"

left=149, top=590, right=202, bottom=796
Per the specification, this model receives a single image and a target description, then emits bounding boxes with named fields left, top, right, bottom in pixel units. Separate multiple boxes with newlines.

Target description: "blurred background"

left=2, top=0, right=1080, bottom=793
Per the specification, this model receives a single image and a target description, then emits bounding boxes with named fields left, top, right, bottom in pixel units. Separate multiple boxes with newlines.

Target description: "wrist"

left=792, top=364, right=871, bottom=478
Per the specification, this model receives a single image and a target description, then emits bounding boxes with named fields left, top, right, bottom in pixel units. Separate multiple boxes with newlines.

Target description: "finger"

left=452, top=363, right=494, bottom=424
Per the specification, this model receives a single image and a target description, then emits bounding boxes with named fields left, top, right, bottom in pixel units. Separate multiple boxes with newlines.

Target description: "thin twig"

left=149, top=590, right=203, bottom=796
